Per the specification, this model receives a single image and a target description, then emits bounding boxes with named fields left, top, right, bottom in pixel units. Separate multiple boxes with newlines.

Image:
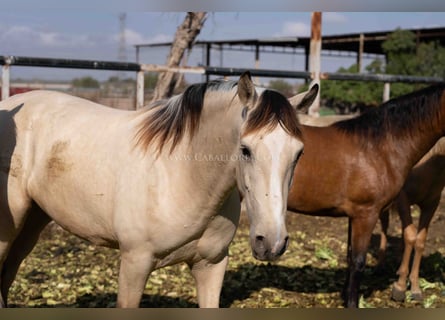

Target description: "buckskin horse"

left=0, top=72, right=318, bottom=307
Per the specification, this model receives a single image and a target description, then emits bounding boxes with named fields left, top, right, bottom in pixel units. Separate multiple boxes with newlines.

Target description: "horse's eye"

left=241, top=145, right=252, bottom=160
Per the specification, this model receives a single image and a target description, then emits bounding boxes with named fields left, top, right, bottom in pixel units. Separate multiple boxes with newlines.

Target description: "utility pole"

left=118, top=13, right=127, bottom=79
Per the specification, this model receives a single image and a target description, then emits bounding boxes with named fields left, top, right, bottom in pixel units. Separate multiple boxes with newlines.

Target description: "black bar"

left=1, top=56, right=140, bottom=72
left=205, top=66, right=312, bottom=80
left=204, top=66, right=443, bottom=84
left=1, top=55, right=443, bottom=84
left=321, top=72, right=443, bottom=84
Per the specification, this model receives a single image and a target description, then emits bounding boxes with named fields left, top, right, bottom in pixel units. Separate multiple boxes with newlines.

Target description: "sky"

left=1, top=12, right=445, bottom=82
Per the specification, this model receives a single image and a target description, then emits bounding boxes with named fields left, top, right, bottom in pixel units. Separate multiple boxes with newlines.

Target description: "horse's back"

left=0, top=91, right=137, bottom=246
left=298, top=114, right=356, bottom=127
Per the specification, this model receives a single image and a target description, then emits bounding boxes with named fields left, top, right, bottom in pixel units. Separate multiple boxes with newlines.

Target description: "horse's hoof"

left=410, top=291, right=423, bottom=301
left=391, top=285, right=406, bottom=302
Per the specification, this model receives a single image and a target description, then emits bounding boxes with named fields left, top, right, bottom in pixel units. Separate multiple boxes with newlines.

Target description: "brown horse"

left=287, top=83, right=445, bottom=307
left=379, top=137, right=445, bottom=302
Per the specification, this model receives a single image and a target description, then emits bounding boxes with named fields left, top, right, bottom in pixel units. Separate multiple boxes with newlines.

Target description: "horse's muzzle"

left=252, top=235, right=289, bottom=261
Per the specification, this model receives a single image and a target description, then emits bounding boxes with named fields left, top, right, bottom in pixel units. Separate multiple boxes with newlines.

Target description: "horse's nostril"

left=278, top=236, right=290, bottom=256
left=256, top=235, right=265, bottom=242
left=254, top=235, right=267, bottom=252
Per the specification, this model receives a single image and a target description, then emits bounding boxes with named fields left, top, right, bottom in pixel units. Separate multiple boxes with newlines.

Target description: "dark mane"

left=334, top=83, right=445, bottom=145
left=243, top=90, right=302, bottom=138
left=135, top=80, right=237, bottom=153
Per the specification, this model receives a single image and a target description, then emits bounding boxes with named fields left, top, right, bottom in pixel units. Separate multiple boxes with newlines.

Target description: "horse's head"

left=236, top=72, right=318, bottom=261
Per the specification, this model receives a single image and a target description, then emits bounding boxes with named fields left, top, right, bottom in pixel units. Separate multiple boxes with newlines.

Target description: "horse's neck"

left=172, top=99, right=242, bottom=205
left=405, top=111, right=445, bottom=169
left=190, top=99, right=242, bottom=174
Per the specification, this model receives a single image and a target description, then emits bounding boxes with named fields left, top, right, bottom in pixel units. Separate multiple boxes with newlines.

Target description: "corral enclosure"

left=1, top=58, right=444, bottom=308
left=1, top=24, right=445, bottom=308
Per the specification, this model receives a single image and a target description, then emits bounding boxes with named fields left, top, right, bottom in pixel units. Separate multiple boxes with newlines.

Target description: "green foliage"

left=268, top=79, right=295, bottom=96
left=105, top=76, right=135, bottom=85
left=71, top=76, right=100, bottom=88
left=416, top=41, right=445, bottom=78
left=321, top=64, right=383, bottom=110
left=144, top=72, right=159, bottom=90
left=321, top=28, right=445, bottom=111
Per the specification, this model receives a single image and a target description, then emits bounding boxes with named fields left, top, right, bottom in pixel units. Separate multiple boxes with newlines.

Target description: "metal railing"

left=1, top=55, right=444, bottom=109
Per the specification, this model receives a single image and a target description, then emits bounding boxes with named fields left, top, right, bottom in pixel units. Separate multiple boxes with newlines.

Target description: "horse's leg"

left=189, top=255, right=228, bottom=308
left=1, top=206, right=51, bottom=306
left=342, top=218, right=353, bottom=302
left=392, top=192, right=415, bottom=301
left=0, top=181, right=31, bottom=307
left=409, top=198, right=439, bottom=301
left=117, top=246, right=154, bottom=308
left=377, top=209, right=390, bottom=271
left=344, top=211, right=379, bottom=308
left=0, top=214, right=15, bottom=308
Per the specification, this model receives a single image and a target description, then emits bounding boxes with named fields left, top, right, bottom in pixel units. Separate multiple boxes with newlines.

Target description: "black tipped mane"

left=135, top=79, right=237, bottom=154
left=243, top=89, right=302, bottom=138
left=334, top=83, right=445, bottom=145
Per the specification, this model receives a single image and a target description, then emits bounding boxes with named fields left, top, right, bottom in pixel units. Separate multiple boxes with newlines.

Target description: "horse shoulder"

left=196, top=188, right=240, bottom=261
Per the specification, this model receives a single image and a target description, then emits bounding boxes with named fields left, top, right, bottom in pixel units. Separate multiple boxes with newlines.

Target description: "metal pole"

left=135, top=45, right=140, bottom=63
left=1, top=63, right=10, bottom=100
left=136, top=71, right=144, bottom=109
left=254, top=44, right=260, bottom=83
left=205, top=43, right=211, bottom=82
left=308, top=12, right=322, bottom=116
left=357, top=33, right=364, bottom=73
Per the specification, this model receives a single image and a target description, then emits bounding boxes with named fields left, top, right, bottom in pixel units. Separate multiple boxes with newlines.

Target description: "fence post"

left=383, top=82, right=390, bottom=102
left=1, top=63, right=10, bottom=100
left=308, top=12, right=322, bottom=116
left=136, top=70, right=144, bottom=110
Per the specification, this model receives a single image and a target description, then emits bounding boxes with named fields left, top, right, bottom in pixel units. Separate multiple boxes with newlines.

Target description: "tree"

left=72, top=76, right=100, bottom=88
left=268, top=79, right=295, bottom=97
left=382, top=28, right=445, bottom=97
left=152, top=12, right=207, bottom=101
left=382, top=28, right=417, bottom=76
left=319, top=28, right=445, bottom=112
left=144, top=72, right=158, bottom=90
left=321, top=64, right=383, bottom=113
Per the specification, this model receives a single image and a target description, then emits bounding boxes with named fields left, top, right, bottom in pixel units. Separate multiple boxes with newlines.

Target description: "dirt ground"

left=6, top=193, right=445, bottom=308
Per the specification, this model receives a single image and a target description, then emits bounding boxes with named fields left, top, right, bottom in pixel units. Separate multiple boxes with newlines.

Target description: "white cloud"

left=121, top=29, right=172, bottom=45
left=323, top=12, right=347, bottom=23
left=276, top=21, right=310, bottom=37
left=0, top=25, right=98, bottom=48
left=149, top=33, right=172, bottom=44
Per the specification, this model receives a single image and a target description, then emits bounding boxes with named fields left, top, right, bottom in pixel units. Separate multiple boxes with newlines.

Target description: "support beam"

left=136, top=70, right=145, bottom=109
left=383, top=82, right=390, bottom=102
left=254, top=44, right=260, bottom=83
left=308, top=12, right=322, bottom=116
left=205, top=43, right=211, bottom=82
left=1, top=64, right=10, bottom=100
left=357, top=33, right=364, bottom=72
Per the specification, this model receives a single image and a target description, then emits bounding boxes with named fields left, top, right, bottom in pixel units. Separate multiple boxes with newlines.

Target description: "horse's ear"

left=288, top=83, right=319, bottom=113
left=237, top=71, right=257, bottom=108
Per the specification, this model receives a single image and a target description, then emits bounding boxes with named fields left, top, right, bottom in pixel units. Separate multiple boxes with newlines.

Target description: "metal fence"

left=1, top=55, right=444, bottom=109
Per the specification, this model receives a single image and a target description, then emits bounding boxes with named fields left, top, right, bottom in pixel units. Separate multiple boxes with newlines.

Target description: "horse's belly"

left=287, top=191, right=348, bottom=217
left=28, top=176, right=117, bottom=247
